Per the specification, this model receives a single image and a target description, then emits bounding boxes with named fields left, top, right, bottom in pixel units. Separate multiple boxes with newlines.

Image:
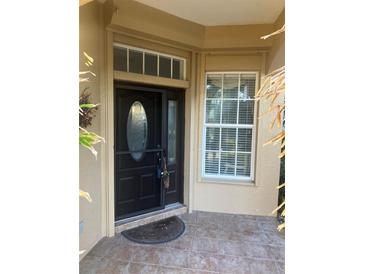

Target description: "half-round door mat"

left=121, top=216, right=185, bottom=244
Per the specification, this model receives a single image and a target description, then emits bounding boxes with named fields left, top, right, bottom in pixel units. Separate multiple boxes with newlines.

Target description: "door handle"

left=156, top=150, right=170, bottom=189
left=161, top=151, right=170, bottom=189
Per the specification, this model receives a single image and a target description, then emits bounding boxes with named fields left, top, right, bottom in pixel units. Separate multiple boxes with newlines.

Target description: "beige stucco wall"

left=193, top=51, right=281, bottom=216
left=79, top=1, right=105, bottom=260
left=204, top=25, right=274, bottom=49
left=111, top=0, right=274, bottom=50
left=266, top=9, right=285, bottom=73
left=111, top=0, right=205, bottom=48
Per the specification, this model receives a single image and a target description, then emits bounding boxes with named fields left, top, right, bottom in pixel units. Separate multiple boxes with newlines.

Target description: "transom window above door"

left=202, top=72, right=258, bottom=182
left=113, top=43, right=186, bottom=80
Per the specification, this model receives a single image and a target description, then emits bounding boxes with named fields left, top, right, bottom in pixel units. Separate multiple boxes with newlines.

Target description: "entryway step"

left=114, top=203, right=187, bottom=234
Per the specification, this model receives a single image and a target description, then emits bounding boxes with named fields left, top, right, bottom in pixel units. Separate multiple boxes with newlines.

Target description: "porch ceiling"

left=133, top=0, right=284, bottom=26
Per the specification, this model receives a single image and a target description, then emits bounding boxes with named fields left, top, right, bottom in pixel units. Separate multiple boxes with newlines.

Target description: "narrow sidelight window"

left=167, top=100, right=177, bottom=164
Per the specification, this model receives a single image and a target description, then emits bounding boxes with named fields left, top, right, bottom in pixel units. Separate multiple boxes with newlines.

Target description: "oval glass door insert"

left=127, top=101, right=148, bottom=161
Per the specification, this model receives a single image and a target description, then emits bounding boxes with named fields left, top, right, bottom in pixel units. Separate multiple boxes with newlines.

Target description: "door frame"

left=113, top=81, right=185, bottom=221
left=102, top=31, right=197, bottom=237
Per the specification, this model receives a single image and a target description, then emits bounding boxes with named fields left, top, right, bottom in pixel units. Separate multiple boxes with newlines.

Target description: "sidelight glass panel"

left=168, top=100, right=177, bottom=164
left=127, top=101, right=148, bottom=161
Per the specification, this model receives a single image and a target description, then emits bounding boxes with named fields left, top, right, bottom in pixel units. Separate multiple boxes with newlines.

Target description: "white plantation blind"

left=203, top=72, right=257, bottom=180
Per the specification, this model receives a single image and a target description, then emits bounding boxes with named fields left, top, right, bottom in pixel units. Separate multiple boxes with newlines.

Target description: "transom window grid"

left=202, top=72, right=258, bottom=181
left=113, top=43, right=186, bottom=80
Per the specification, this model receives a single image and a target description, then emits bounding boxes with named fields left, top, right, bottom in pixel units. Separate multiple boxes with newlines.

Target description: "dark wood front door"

left=114, top=83, right=184, bottom=221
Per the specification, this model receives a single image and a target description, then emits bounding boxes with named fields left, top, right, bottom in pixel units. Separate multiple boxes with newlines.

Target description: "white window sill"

left=199, top=176, right=256, bottom=186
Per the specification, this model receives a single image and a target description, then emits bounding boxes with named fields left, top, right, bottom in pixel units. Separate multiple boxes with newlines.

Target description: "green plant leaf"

left=79, top=103, right=98, bottom=109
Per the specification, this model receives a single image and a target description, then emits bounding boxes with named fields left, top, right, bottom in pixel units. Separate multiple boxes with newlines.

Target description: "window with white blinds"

left=203, top=72, right=257, bottom=181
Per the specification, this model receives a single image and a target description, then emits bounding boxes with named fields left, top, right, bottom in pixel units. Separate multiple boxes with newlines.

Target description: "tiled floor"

left=80, top=211, right=285, bottom=274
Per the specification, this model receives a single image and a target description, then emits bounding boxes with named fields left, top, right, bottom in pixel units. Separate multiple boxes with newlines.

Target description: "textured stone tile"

left=220, top=240, right=271, bottom=260
left=192, top=237, right=220, bottom=254
left=217, top=255, right=251, bottom=274
left=268, top=245, right=285, bottom=261
left=180, top=212, right=198, bottom=224
left=120, top=236, right=143, bottom=247
left=156, top=266, right=190, bottom=274
left=165, top=235, right=193, bottom=250
left=79, top=255, right=102, bottom=274
left=196, top=211, right=219, bottom=222
left=195, top=221, right=222, bottom=231
left=157, top=248, right=189, bottom=268
left=187, top=252, right=220, bottom=272
left=276, top=261, right=285, bottom=274
left=80, top=212, right=285, bottom=274
left=264, top=231, right=285, bottom=246
left=219, top=240, right=246, bottom=257
left=108, top=244, right=135, bottom=262
left=220, top=222, right=239, bottom=233
left=129, top=245, right=160, bottom=265
left=258, top=219, right=280, bottom=232
left=158, top=267, right=192, bottom=274
left=80, top=256, right=121, bottom=274
left=248, top=259, right=278, bottom=274
left=243, top=243, right=272, bottom=260
left=254, top=216, right=277, bottom=222
left=195, top=226, right=222, bottom=239
left=233, top=214, right=258, bottom=222
left=196, top=211, right=234, bottom=227
left=223, top=231, right=245, bottom=242
left=239, top=231, right=269, bottom=244
left=222, top=220, right=261, bottom=235
left=122, top=262, right=159, bottom=274
left=189, top=270, right=219, bottom=274
left=157, top=266, right=218, bottom=274
left=93, top=258, right=120, bottom=274
left=88, top=236, right=123, bottom=258
left=183, top=224, right=198, bottom=238
left=237, top=220, right=261, bottom=233
left=107, top=260, right=130, bottom=274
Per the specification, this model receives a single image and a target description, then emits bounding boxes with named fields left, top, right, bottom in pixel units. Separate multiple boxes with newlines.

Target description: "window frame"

left=201, top=71, right=259, bottom=183
left=113, top=43, right=186, bottom=80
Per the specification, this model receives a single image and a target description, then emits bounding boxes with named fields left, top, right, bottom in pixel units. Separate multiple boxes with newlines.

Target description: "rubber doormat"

left=121, top=216, right=185, bottom=244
